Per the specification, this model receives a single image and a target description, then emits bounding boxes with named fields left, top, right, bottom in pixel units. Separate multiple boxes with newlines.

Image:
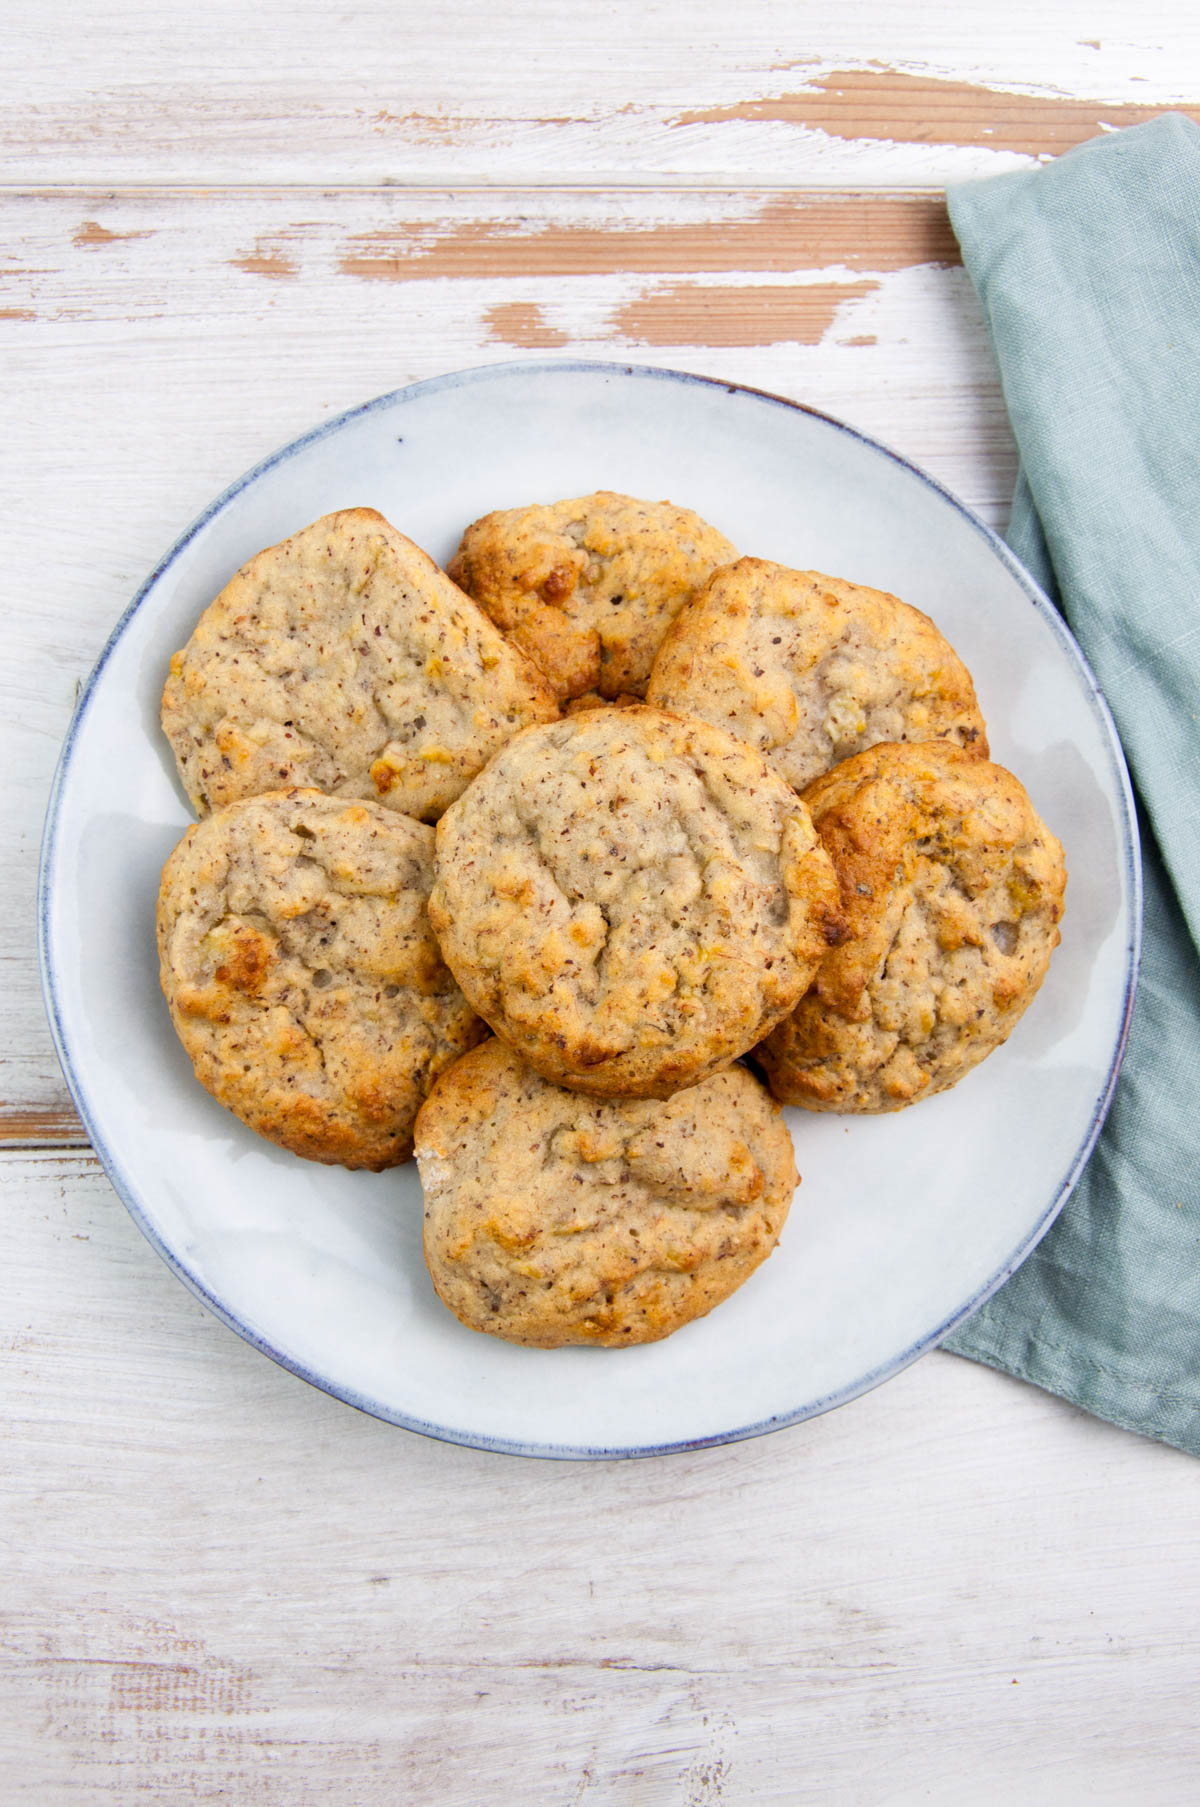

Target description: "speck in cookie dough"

left=754, top=741, right=1066, bottom=1113
left=157, top=788, right=486, bottom=1168
left=647, top=558, right=988, bottom=792
left=428, top=705, right=844, bottom=1098
left=417, top=1039, right=798, bottom=1347
left=447, top=490, right=736, bottom=705
left=161, top=508, right=559, bottom=824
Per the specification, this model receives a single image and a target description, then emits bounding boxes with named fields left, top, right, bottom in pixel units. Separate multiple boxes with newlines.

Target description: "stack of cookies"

left=157, top=492, right=1066, bottom=1350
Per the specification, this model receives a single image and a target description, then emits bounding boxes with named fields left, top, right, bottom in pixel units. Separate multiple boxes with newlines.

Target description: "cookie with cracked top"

left=417, top=1039, right=797, bottom=1347
left=428, top=705, right=844, bottom=1098
left=161, top=508, right=558, bottom=824
left=157, top=788, right=486, bottom=1169
left=754, top=741, right=1066, bottom=1113
left=447, top=490, right=736, bottom=705
left=646, top=558, right=988, bottom=792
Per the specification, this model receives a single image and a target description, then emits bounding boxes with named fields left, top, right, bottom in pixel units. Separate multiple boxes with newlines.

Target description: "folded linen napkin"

left=940, top=113, right=1200, bottom=1457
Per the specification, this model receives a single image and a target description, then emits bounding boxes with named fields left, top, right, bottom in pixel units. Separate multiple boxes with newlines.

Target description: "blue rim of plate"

left=37, top=358, right=1143, bottom=1461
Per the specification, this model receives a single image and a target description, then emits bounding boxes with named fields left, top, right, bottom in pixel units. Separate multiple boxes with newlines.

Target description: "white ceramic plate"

left=39, top=361, right=1139, bottom=1459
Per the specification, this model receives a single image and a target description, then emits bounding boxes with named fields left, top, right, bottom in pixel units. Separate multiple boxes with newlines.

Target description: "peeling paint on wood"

left=484, top=301, right=570, bottom=348
left=0, top=1104, right=87, bottom=1145
left=611, top=280, right=879, bottom=347
left=230, top=241, right=300, bottom=280
left=370, top=109, right=577, bottom=141
left=674, top=68, right=1200, bottom=155
left=338, top=195, right=959, bottom=283
left=72, top=219, right=155, bottom=249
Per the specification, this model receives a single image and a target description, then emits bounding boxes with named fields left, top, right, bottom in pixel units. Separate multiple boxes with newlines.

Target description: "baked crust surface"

left=754, top=742, right=1066, bottom=1112
left=428, top=706, right=843, bottom=1098
left=417, top=1040, right=797, bottom=1347
left=161, top=508, right=558, bottom=823
left=157, top=789, right=485, bottom=1168
left=647, top=559, right=988, bottom=791
left=447, top=490, right=736, bottom=704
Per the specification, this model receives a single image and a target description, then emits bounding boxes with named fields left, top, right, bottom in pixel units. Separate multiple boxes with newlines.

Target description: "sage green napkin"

left=940, top=113, right=1200, bottom=1457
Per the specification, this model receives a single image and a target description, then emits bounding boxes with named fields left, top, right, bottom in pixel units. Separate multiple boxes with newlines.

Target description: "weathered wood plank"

left=333, top=193, right=962, bottom=280
left=0, top=1104, right=86, bottom=1145
left=6, top=188, right=962, bottom=320
left=2, top=1148, right=1198, bottom=1803
left=678, top=67, right=1200, bottom=153
left=3, top=5, right=1198, bottom=185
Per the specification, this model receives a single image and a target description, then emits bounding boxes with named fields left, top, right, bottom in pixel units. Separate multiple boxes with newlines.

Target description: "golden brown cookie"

left=428, top=706, right=844, bottom=1098
left=754, top=742, right=1066, bottom=1113
left=416, top=1040, right=797, bottom=1347
left=447, top=490, right=736, bottom=705
left=647, top=558, right=988, bottom=792
left=157, top=789, right=486, bottom=1169
left=161, top=508, right=558, bottom=824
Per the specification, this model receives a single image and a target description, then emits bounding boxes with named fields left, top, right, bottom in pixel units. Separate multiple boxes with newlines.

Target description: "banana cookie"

left=755, top=742, right=1066, bottom=1113
left=447, top=490, right=736, bottom=705
left=161, top=509, right=558, bottom=824
left=647, top=559, right=988, bottom=792
left=428, top=706, right=844, bottom=1098
left=157, top=789, right=486, bottom=1169
left=417, top=1040, right=797, bottom=1347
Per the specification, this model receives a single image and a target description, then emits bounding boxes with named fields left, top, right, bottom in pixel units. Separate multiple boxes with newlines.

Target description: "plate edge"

left=35, top=358, right=1145, bottom=1461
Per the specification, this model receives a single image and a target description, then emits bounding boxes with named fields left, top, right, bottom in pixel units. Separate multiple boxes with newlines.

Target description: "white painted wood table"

left=4, top=7, right=1199, bottom=1800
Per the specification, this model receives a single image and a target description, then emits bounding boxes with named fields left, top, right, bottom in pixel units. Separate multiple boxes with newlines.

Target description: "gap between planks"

left=0, top=181, right=957, bottom=196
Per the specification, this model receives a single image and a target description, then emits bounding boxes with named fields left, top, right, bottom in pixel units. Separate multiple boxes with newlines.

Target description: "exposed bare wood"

left=0, top=1103, right=87, bottom=1145
left=228, top=244, right=300, bottom=281
left=3, top=9, right=1197, bottom=186
left=676, top=68, right=1200, bottom=154
left=337, top=194, right=960, bottom=284
left=484, top=302, right=571, bottom=348
left=72, top=220, right=155, bottom=248
left=612, top=281, right=881, bottom=348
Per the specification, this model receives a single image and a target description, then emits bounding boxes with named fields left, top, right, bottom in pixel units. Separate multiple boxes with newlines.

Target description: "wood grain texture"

left=677, top=67, right=1200, bottom=153
left=8, top=13, right=1200, bottom=1798
left=2, top=189, right=961, bottom=324
left=2, top=1150, right=1198, bottom=1803
left=612, top=281, right=883, bottom=347
left=3, top=3, right=1198, bottom=185
left=0, top=1105, right=87, bottom=1145
left=334, top=194, right=961, bottom=281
